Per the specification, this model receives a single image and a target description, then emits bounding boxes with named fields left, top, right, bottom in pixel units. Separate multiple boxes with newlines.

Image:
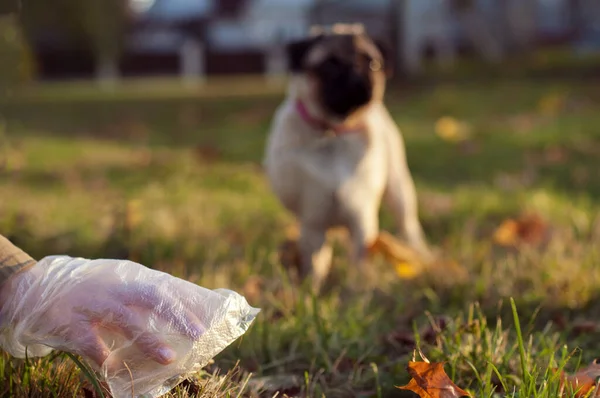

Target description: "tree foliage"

left=0, top=14, right=35, bottom=90
left=19, top=0, right=130, bottom=62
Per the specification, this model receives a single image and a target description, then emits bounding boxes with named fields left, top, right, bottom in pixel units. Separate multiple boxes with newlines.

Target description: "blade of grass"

left=234, top=371, right=252, bottom=398
left=65, top=352, right=105, bottom=398
left=488, top=362, right=508, bottom=394
left=510, top=298, right=530, bottom=384
left=370, top=362, right=382, bottom=398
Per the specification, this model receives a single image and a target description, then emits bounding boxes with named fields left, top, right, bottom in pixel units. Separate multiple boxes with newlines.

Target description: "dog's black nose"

left=322, top=72, right=372, bottom=117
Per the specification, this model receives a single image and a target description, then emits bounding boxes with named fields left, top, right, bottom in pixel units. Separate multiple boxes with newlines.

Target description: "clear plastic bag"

left=0, top=255, right=260, bottom=398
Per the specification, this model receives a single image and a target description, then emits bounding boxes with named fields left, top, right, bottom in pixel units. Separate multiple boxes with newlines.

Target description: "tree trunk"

left=578, top=0, right=600, bottom=35
left=180, top=38, right=205, bottom=88
left=266, top=43, right=286, bottom=86
left=95, top=55, right=119, bottom=89
left=568, top=0, right=584, bottom=37
left=502, top=0, right=537, bottom=54
left=398, top=0, right=456, bottom=76
left=399, top=0, right=423, bottom=75
left=453, top=2, right=504, bottom=63
left=428, top=0, right=456, bottom=70
left=389, top=0, right=404, bottom=75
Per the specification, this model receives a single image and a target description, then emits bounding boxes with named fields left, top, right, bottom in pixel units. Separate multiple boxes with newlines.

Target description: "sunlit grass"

left=1, top=74, right=600, bottom=396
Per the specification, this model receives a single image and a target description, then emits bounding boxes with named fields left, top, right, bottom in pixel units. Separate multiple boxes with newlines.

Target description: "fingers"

left=99, top=304, right=177, bottom=365
left=135, top=332, right=176, bottom=365
left=78, top=328, right=175, bottom=369
left=116, top=283, right=162, bottom=309
left=159, top=307, right=205, bottom=340
left=134, top=297, right=205, bottom=340
left=74, top=329, right=112, bottom=368
left=114, top=283, right=205, bottom=340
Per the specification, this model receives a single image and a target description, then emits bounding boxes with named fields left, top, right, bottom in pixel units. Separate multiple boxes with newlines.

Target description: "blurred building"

left=30, top=0, right=600, bottom=81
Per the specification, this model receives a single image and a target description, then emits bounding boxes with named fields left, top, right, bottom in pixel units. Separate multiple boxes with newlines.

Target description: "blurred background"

left=1, top=0, right=600, bottom=86
left=2, top=1, right=600, bottom=396
left=0, top=0, right=600, bottom=286
left=0, top=0, right=600, bottom=288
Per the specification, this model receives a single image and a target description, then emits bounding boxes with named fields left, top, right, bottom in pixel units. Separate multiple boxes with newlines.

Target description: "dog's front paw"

left=417, top=245, right=438, bottom=265
left=278, top=238, right=302, bottom=279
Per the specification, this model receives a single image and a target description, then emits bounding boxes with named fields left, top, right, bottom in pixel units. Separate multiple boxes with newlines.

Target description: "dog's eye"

left=369, top=59, right=382, bottom=72
left=316, top=57, right=345, bottom=75
left=325, top=57, right=343, bottom=67
left=359, top=53, right=382, bottom=72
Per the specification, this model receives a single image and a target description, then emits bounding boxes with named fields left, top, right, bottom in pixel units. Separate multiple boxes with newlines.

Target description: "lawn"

left=1, top=74, right=600, bottom=397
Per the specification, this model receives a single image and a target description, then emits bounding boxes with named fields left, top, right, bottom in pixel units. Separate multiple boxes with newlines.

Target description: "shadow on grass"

left=3, top=78, right=600, bottom=199
left=407, top=137, right=600, bottom=198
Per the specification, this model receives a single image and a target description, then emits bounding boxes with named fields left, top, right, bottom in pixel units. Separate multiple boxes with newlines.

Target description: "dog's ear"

left=286, top=36, right=321, bottom=73
left=373, top=38, right=394, bottom=77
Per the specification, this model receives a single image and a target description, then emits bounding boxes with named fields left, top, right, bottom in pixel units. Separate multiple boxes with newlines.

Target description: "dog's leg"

left=298, top=225, right=333, bottom=293
left=382, top=128, right=431, bottom=260
left=347, top=210, right=379, bottom=286
left=383, top=173, right=429, bottom=257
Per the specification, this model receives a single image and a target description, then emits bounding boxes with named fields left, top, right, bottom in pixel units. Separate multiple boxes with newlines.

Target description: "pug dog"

left=263, top=24, right=432, bottom=292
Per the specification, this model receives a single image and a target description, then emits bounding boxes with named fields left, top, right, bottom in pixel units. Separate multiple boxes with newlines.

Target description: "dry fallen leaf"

left=368, top=231, right=425, bottom=279
left=397, top=361, right=470, bottom=397
left=492, top=213, right=547, bottom=247
left=395, top=262, right=420, bottom=279
left=493, top=219, right=520, bottom=246
left=435, top=117, right=471, bottom=142
left=559, top=360, right=600, bottom=397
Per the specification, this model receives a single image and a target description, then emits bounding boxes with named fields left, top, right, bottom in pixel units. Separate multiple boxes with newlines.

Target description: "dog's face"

left=286, top=28, right=392, bottom=120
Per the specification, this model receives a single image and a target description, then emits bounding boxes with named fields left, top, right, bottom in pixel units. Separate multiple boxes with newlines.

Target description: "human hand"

left=0, top=255, right=258, bottom=398
left=3, top=257, right=205, bottom=367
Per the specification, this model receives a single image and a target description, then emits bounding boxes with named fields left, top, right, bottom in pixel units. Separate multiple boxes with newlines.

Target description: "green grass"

left=2, top=73, right=600, bottom=397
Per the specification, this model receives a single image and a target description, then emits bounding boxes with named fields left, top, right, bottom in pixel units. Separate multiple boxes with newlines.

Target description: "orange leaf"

left=400, top=378, right=431, bottom=397
left=492, top=213, right=547, bottom=247
left=560, top=360, right=600, bottom=397
left=397, top=361, right=470, bottom=397
left=492, top=219, right=519, bottom=246
left=368, top=231, right=424, bottom=269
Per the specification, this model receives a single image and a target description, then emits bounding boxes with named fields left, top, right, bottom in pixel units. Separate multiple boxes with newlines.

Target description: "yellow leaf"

left=435, top=117, right=470, bottom=142
left=368, top=231, right=425, bottom=279
left=394, top=262, right=420, bottom=279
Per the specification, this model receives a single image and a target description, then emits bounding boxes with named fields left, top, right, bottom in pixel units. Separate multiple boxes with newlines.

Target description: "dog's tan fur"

left=264, top=27, right=431, bottom=291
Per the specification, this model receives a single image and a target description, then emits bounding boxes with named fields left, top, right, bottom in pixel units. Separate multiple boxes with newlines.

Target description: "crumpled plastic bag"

left=0, top=255, right=260, bottom=398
